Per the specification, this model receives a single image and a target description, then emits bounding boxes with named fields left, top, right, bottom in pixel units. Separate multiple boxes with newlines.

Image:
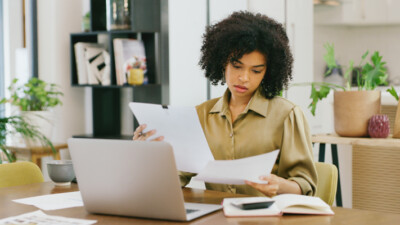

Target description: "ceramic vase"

left=334, top=90, right=381, bottom=137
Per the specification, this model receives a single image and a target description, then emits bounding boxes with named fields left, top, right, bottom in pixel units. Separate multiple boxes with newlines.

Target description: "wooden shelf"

left=312, top=133, right=400, bottom=148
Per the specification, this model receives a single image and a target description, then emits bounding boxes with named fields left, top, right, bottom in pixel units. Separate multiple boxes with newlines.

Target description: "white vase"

left=20, top=111, right=55, bottom=146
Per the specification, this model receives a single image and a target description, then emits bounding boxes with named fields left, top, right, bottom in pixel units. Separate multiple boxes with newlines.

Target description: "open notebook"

left=223, top=194, right=334, bottom=217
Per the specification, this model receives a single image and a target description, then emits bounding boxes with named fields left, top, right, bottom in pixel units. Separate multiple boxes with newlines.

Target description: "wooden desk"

left=5, top=143, right=68, bottom=169
left=312, top=133, right=400, bottom=213
left=1, top=182, right=400, bottom=224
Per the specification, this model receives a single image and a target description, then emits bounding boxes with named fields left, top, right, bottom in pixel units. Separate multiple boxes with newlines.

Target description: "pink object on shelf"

left=368, top=114, right=390, bottom=138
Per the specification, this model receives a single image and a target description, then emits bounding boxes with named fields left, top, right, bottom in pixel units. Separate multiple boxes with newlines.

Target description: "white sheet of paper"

left=194, top=150, right=280, bottom=185
left=13, top=191, right=83, bottom=211
left=0, top=210, right=97, bottom=225
left=129, top=102, right=214, bottom=173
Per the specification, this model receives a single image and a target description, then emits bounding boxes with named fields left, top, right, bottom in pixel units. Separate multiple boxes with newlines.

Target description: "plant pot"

left=334, top=90, right=381, bottom=137
left=393, top=100, right=400, bottom=138
left=20, top=111, right=55, bottom=146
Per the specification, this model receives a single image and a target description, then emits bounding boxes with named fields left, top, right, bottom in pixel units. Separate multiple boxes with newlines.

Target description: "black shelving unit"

left=70, top=0, right=167, bottom=139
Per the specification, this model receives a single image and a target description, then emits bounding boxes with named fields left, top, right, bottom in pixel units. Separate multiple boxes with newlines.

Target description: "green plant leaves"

left=0, top=78, right=63, bottom=111
left=299, top=43, right=390, bottom=117
left=323, top=43, right=337, bottom=77
left=362, top=51, right=388, bottom=90
left=0, top=115, right=56, bottom=163
left=309, top=84, right=331, bottom=116
left=387, top=86, right=399, bottom=101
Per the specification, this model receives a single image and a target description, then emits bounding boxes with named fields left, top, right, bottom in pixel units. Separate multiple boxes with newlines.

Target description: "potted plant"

left=387, top=86, right=400, bottom=138
left=297, top=43, right=389, bottom=137
left=0, top=113, right=55, bottom=163
left=0, top=77, right=63, bottom=145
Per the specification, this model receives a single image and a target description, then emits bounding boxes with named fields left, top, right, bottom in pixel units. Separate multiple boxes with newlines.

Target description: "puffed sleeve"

left=178, top=171, right=196, bottom=187
left=279, top=106, right=317, bottom=196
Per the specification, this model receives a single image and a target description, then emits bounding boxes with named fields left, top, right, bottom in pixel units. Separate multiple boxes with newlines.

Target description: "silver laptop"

left=68, top=138, right=222, bottom=221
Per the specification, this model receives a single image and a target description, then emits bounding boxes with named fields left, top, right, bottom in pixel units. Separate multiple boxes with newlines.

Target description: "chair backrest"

left=315, top=162, right=338, bottom=206
left=0, top=161, right=44, bottom=188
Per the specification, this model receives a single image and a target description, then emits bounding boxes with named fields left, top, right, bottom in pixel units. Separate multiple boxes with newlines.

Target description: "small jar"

left=106, top=0, right=131, bottom=30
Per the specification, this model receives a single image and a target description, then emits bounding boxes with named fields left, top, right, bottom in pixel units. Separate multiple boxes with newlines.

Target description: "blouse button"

left=230, top=133, right=233, bottom=137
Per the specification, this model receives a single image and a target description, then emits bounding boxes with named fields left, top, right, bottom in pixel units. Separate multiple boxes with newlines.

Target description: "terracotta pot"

left=393, top=100, right=400, bottom=138
left=334, top=90, right=381, bottom=137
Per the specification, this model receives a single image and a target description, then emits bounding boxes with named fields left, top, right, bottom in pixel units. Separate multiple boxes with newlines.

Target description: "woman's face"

left=225, top=50, right=267, bottom=102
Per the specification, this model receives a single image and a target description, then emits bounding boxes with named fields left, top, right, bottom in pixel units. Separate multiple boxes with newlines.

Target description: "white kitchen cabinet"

left=169, top=0, right=247, bottom=106
left=209, top=0, right=247, bottom=99
left=315, top=0, right=400, bottom=26
left=168, top=0, right=208, bottom=106
left=248, top=0, right=285, bottom=24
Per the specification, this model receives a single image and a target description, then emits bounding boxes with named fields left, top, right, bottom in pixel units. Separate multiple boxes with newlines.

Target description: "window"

left=0, top=0, right=4, bottom=117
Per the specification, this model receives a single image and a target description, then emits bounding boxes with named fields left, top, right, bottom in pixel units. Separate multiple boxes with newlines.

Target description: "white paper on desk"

left=129, top=102, right=214, bottom=173
left=0, top=210, right=97, bottom=225
left=13, top=191, right=83, bottom=211
left=194, top=150, right=280, bottom=185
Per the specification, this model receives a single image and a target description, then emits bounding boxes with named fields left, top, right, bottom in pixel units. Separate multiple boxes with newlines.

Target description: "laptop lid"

left=68, top=138, right=188, bottom=221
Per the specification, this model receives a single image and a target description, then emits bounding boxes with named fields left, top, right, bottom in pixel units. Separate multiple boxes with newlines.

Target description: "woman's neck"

left=228, top=95, right=252, bottom=122
left=229, top=95, right=251, bottom=109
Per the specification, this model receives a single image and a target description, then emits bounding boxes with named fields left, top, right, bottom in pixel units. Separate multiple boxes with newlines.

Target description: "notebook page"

left=272, top=194, right=333, bottom=214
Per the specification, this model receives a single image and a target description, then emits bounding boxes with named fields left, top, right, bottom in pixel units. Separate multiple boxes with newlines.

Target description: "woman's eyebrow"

left=253, top=64, right=266, bottom=68
left=233, top=60, right=266, bottom=68
left=232, top=59, right=243, bottom=64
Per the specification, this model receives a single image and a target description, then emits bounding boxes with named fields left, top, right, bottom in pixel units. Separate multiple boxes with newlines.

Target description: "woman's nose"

left=239, top=70, right=250, bottom=82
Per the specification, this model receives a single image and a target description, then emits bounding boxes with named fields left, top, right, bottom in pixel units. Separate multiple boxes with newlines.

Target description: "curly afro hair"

left=199, top=11, right=293, bottom=99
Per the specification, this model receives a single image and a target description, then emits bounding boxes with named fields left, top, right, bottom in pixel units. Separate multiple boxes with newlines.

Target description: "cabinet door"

left=248, top=0, right=285, bottom=24
left=315, top=0, right=398, bottom=25
left=168, top=0, right=208, bottom=106
left=386, top=0, right=400, bottom=24
left=355, top=0, right=387, bottom=24
left=209, top=0, right=247, bottom=99
left=285, top=0, right=314, bottom=122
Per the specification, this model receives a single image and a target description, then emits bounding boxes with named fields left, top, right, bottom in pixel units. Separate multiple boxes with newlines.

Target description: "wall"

left=2, top=0, right=24, bottom=112
left=37, top=0, right=87, bottom=143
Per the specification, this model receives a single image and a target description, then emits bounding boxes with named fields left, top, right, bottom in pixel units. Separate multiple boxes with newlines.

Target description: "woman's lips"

left=234, top=85, right=248, bottom=93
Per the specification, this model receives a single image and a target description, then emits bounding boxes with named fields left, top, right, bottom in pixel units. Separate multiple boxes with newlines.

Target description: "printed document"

left=13, top=191, right=83, bottom=211
left=0, top=210, right=97, bottom=225
left=195, top=150, right=280, bottom=184
left=129, top=102, right=214, bottom=173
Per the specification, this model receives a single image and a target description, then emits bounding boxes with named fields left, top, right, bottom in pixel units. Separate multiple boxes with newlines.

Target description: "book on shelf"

left=84, top=46, right=111, bottom=85
left=222, top=194, right=334, bottom=217
left=113, top=38, right=147, bottom=85
left=74, top=42, right=110, bottom=85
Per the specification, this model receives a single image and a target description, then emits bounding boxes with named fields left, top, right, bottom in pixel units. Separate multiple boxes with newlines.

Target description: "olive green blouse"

left=180, top=88, right=317, bottom=196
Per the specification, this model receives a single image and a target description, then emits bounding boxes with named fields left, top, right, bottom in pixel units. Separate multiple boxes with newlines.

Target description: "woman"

left=133, top=11, right=317, bottom=197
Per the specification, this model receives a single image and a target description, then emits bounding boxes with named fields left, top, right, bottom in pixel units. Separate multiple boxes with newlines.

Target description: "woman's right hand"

left=132, top=124, right=164, bottom=141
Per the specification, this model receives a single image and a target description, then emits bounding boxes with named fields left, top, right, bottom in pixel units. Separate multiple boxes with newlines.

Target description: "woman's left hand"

left=245, top=174, right=301, bottom=197
left=245, top=174, right=281, bottom=197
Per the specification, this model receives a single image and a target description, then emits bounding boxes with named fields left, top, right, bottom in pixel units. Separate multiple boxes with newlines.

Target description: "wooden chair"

left=0, top=161, right=44, bottom=188
left=315, top=162, right=338, bottom=206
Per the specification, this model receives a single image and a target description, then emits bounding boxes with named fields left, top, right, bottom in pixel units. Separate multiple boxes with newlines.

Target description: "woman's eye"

left=253, top=70, right=262, bottom=74
left=233, top=65, right=241, bottom=69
